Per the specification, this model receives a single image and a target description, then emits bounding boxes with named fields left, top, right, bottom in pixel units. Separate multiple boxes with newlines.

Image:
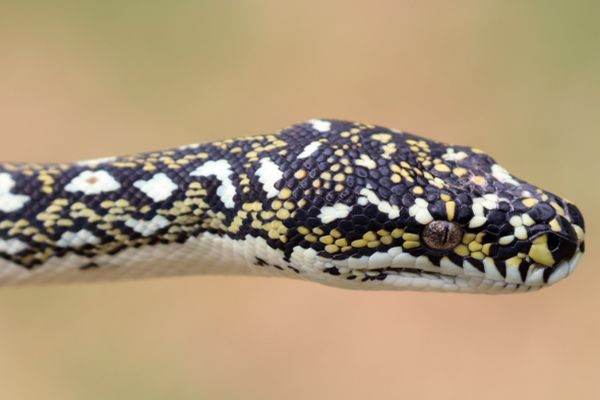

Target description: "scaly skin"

left=0, top=120, right=585, bottom=292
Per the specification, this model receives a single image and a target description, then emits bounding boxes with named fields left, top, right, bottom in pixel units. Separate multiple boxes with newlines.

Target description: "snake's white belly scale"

left=0, top=119, right=585, bottom=293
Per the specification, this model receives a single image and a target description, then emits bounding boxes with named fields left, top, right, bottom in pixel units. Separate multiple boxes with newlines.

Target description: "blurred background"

left=0, top=1, right=598, bottom=399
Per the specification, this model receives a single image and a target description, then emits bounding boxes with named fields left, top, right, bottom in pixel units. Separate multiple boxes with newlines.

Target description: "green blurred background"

left=0, top=1, right=598, bottom=399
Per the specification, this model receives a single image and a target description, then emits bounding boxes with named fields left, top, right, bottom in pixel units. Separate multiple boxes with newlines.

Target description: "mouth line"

left=335, top=249, right=584, bottom=292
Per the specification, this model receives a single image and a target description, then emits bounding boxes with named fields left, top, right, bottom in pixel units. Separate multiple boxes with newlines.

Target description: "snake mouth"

left=330, top=249, right=584, bottom=293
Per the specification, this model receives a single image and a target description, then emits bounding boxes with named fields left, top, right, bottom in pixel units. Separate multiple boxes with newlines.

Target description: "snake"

left=0, top=119, right=585, bottom=293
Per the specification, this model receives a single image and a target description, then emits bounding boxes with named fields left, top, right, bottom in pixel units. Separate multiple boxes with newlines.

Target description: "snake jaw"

left=317, top=251, right=584, bottom=294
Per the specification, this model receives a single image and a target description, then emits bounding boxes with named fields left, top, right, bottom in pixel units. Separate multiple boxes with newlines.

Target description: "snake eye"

left=423, top=221, right=463, bottom=250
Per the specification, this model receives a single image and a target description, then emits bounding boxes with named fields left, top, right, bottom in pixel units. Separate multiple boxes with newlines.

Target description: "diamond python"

left=0, top=120, right=585, bottom=293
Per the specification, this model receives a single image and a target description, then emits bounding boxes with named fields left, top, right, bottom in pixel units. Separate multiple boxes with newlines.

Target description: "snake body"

left=0, top=120, right=585, bottom=293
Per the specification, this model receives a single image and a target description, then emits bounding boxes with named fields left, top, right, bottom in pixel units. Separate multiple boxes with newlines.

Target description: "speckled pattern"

left=0, top=120, right=586, bottom=292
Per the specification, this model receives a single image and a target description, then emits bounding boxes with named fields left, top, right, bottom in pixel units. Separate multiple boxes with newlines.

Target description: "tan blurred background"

left=0, top=1, right=598, bottom=399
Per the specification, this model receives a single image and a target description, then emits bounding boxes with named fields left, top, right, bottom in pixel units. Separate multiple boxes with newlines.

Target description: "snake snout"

left=547, top=227, right=579, bottom=265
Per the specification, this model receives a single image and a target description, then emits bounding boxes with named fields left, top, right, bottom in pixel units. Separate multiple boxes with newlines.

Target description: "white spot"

left=469, top=194, right=501, bottom=228
left=0, top=173, right=16, bottom=193
left=256, top=158, right=283, bottom=199
left=514, top=226, right=528, bottom=240
left=440, top=256, right=462, bottom=276
left=77, top=156, right=117, bottom=167
left=65, top=170, right=121, bottom=195
left=483, top=258, right=504, bottom=281
left=368, top=252, right=393, bottom=269
left=0, top=239, right=27, bottom=255
left=442, top=148, right=468, bottom=161
left=355, top=154, right=377, bottom=169
left=505, top=263, right=523, bottom=284
left=125, top=215, right=170, bottom=237
left=526, top=265, right=546, bottom=286
left=57, top=230, right=101, bottom=248
left=408, top=198, right=433, bottom=225
left=492, top=164, right=519, bottom=186
left=134, top=173, right=178, bottom=203
left=0, top=193, right=30, bottom=213
left=463, top=260, right=484, bottom=277
left=191, top=159, right=236, bottom=208
left=510, top=215, right=523, bottom=227
left=309, top=119, right=332, bottom=132
left=568, top=251, right=583, bottom=274
left=391, top=253, right=417, bottom=268
left=522, top=214, right=535, bottom=226
left=0, top=173, right=30, bottom=213
left=298, top=141, right=322, bottom=159
left=359, top=188, right=400, bottom=219
left=318, top=203, right=352, bottom=224
left=347, top=256, right=370, bottom=270
left=469, top=216, right=487, bottom=228
left=178, top=143, right=201, bottom=151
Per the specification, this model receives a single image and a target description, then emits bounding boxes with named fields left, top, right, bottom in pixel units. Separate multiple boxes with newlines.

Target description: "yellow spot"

left=550, top=202, right=565, bottom=216
left=412, top=186, right=424, bottom=195
left=391, top=228, right=404, bottom=238
left=297, top=226, right=310, bottom=235
left=446, top=201, right=456, bottom=221
left=402, top=232, right=419, bottom=242
left=333, top=173, right=345, bottom=182
left=271, top=200, right=282, bottom=210
left=276, top=209, right=290, bottom=220
left=529, top=235, right=555, bottom=267
left=522, top=198, right=539, bottom=208
left=506, top=256, right=522, bottom=269
left=313, top=227, right=325, bottom=236
left=380, top=236, right=393, bottom=245
left=351, top=239, right=367, bottom=248
left=279, top=188, right=292, bottom=200
left=372, top=133, right=392, bottom=143
left=335, top=238, right=348, bottom=247
left=462, top=233, right=476, bottom=245
left=391, top=174, right=402, bottom=183
left=468, top=241, right=482, bottom=252
left=454, top=245, right=469, bottom=257
left=403, top=241, right=420, bottom=250
left=434, top=164, right=451, bottom=173
left=294, top=169, right=307, bottom=179
left=320, top=235, right=334, bottom=245
left=471, top=176, right=487, bottom=186
left=482, top=243, right=492, bottom=255
left=363, top=231, right=377, bottom=242
left=453, top=168, right=467, bottom=177
left=325, top=244, right=340, bottom=253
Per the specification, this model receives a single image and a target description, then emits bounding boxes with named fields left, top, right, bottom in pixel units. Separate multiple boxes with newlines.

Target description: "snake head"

left=286, top=120, right=585, bottom=293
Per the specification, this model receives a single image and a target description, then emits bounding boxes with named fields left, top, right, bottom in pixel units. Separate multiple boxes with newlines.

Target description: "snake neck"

left=0, top=126, right=322, bottom=284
